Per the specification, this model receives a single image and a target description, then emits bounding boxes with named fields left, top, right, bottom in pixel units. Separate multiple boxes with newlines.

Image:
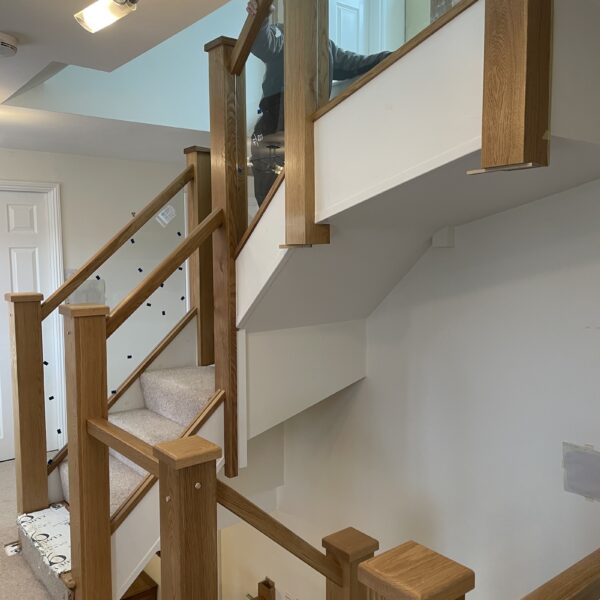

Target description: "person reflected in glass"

left=247, top=0, right=391, bottom=206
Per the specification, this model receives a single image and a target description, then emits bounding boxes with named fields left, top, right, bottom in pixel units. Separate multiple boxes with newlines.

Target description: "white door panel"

left=0, top=187, right=64, bottom=461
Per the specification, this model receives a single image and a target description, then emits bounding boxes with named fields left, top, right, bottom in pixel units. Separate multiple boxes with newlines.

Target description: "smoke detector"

left=0, top=33, right=17, bottom=58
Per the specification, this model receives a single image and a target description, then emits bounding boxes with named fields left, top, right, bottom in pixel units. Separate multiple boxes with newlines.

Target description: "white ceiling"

left=0, top=105, right=209, bottom=162
left=0, top=0, right=229, bottom=103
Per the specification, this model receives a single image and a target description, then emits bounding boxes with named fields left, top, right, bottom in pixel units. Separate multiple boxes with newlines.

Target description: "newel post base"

left=323, top=527, right=380, bottom=600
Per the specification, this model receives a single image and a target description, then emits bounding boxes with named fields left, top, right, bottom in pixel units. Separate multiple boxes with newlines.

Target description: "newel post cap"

left=5, top=292, right=44, bottom=303
left=322, top=527, right=379, bottom=563
left=59, top=304, right=110, bottom=318
left=154, top=436, right=222, bottom=470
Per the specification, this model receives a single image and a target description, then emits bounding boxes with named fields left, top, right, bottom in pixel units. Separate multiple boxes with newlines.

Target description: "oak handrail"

left=107, top=208, right=224, bottom=337
left=230, top=0, right=274, bottom=75
left=110, top=389, right=226, bottom=532
left=311, top=0, right=480, bottom=122
left=47, top=307, right=199, bottom=475
left=41, top=166, right=194, bottom=320
left=87, top=418, right=159, bottom=477
left=216, top=480, right=344, bottom=586
left=522, top=548, right=600, bottom=600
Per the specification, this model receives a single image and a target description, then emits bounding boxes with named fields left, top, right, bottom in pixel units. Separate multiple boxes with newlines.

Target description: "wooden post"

left=205, top=36, right=248, bottom=478
left=283, top=0, right=330, bottom=246
left=5, top=293, right=48, bottom=514
left=481, top=0, right=552, bottom=170
left=322, top=527, right=380, bottom=600
left=154, top=437, right=222, bottom=599
left=185, top=146, right=215, bottom=366
left=59, top=304, right=112, bottom=600
left=358, top=541, right=475, bottom=600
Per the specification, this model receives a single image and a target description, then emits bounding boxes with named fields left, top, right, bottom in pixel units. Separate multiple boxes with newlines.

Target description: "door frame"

left=0, top=180, right=66, bottom=451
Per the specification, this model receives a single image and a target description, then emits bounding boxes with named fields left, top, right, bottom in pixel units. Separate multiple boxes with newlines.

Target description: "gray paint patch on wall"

left=563, top=442, right=600, bottom=501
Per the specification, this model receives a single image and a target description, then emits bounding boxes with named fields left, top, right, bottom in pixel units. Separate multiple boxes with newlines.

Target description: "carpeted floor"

left=0, top=459, right=52, bottom=600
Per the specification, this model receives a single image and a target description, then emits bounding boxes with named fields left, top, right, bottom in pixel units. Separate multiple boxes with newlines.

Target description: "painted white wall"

left=244, top=320, right=367, bottom=439
left=8, top=0, right=267, bottom=133
left=0, top=146, right=187, bottom=401
left=221, top=177, right=600, bottom=599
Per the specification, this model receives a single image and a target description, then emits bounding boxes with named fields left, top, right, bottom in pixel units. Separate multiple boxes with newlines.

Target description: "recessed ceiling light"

left=74, top=0, right=138, bottom=34
left=0, top=33, right=18, bottom=58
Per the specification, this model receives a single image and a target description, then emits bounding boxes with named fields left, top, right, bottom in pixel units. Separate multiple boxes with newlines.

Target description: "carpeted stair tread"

left=108, top=408, right=185, bottom=476
left=140, top=365, right=215, bottom=427
left=59, top=454, right=145, bottom=516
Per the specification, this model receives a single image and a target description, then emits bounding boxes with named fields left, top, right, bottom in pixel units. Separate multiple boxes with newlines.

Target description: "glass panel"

left=246, top=2, right=284, bottom=218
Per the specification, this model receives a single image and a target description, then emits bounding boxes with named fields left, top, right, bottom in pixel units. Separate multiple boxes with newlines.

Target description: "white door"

left=0, top=184, right=64, bottom=461
left=329, top=0, right=368, bottom=54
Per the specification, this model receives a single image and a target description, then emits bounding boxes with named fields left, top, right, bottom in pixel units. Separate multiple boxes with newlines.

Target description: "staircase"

left=5, top=0, right=583, bottom=598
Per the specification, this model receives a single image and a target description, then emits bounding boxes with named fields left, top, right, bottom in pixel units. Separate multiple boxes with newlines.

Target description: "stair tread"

left=140, top=365, right=215, bottom=427
left=109, top=408, right=184, bottom=446
left=59, top=454, right=145, bottom=516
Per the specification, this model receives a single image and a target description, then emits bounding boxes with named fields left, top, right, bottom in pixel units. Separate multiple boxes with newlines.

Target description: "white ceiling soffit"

left=0, top=105, right=209, bottom=163
left=0, top=0, right=229, bottom=103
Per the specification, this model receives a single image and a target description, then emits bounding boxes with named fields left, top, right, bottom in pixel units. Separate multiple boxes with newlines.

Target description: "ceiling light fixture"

left=0, top=33, right=18, bottom=58
left=74, top=0, right=138, bottom=34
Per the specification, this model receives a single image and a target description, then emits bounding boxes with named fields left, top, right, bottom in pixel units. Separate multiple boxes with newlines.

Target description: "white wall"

left=0, top=146, right=188, bottom=398
left=220, top=177, right=600, bottom=599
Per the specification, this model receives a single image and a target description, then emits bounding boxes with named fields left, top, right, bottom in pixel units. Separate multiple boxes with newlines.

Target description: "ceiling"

left=0, top=105, right=209, bottom=162
left=0, top=0, right=229, bottom=103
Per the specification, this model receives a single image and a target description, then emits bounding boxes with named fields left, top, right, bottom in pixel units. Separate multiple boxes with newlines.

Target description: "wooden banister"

left=230, top=0, right=274, bottom=75
left=42, top=166, right=194, bottom=320
left=216, top=480, right=344, bottom=586
left=87, top=418, right=159, bottom=477
left=358, top=541, right=475, bottom=600
left=522, top=548, right=600, bottom=600
left=48, top=307, right=199, bottom=475
left=110, top=389, right=225, bottom=532
left=107, top=208, right=224, bottom=337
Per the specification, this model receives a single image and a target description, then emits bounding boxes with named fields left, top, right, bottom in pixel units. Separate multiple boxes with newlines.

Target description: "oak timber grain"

left=312, top=0, right=479, bottom=121
left=157, top=444, right=218, bottom=599
left=110, top=390, right=225, bottom=533
left=154, top=436, right=222, bottom=471
left=234, top=170, right=285, bottom=259
left=5, top=293, right=48, bottom=514
left=60, top=304, right=112, bottom=600
left=358, top=541, right=475, bottom=600
left=481, top=0, right=552, bottom=169
left=87, top=418, right=159, bottom=477
left=122, top=570, right=158, bottom=600
left=323, top=528, right=380, bottom=600
left=42, top=166, right=194, bottom=320
left=217, top=480, right=343, bottom=586
left=522, top=548, right=600, bottom=600
left=206, top=37, right=248, bottom=478
left=230, top=0, right=274, bottom=75
left=186, top=148, right=215, bottom=366
left=283, top=0, right=330, bottom=246
left=107, top=208, right=224, bottom=337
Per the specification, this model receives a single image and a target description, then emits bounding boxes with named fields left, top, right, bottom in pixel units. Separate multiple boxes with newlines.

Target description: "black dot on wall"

left=96, top=275, right=101, bottom=281
left=43, top=361, right=49, bottom=366
left=146, top=303, right=152, bottom=307
left=162, top=311, right=166, bottom=316
left=57, top=429, right=62, bottom=435
left=48, top=459, right=53, bottom=465
left=138, top=267, right=143, bottom=273
left=177, top=231, right=182, bottom=237
left=178, top=267, right=183, bottom=272
left=49, top=396, right=54, bottom=401
left=127, top=355, right=132, bottom=359
left=160, top=283, right=165, bottom=288
left=111, top=390, right=117, bottom=395
left=130, top=238, right=135, bottom=244
left=180, top=296, right=185, bottom=302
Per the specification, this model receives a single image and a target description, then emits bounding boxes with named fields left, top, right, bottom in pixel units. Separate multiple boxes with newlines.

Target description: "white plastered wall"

left=221, top=177, right=600, bottom=599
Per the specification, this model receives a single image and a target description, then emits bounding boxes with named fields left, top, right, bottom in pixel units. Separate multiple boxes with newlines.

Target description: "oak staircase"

left=6, top=0, right=591, bottom=599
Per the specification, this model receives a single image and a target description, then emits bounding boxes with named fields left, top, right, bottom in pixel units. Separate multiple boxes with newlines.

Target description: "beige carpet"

left=0, top=460, right=52, bottom=600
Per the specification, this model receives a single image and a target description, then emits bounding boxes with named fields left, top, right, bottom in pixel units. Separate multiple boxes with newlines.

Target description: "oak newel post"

left=5, top=292, right=48, bottom=514
left=185, top=146, right=215, bottom=366
left=322, top=527, right=380, bottom=600
left=154, top=437, right=222, bottom=599
left=60, top=304, right=112, bottom=600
